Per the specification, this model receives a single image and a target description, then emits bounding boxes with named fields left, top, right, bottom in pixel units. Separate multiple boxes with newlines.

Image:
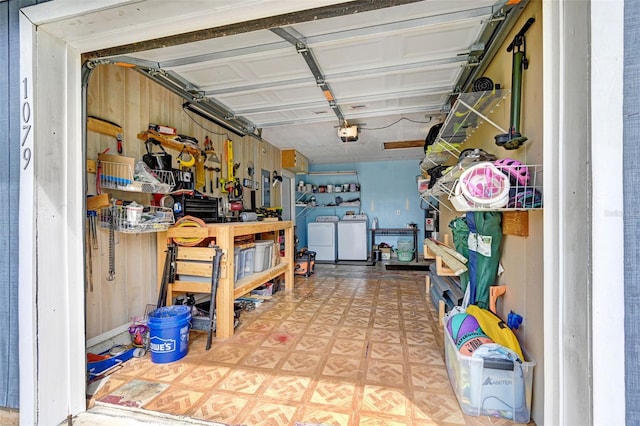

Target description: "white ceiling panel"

left=292, top=1, right=498, bottom=38
left=169, top=51, right=307, bottom=88
left=28, top=0, right=351, bottom=50
left=132, top=30, right=286, bottom=63
left=329, top=71, right=455, bottom=98
left=311, top=21, right=487, bottom=73
left=220, top=87, right=326, bottom=112
left=243, top=105, right=340, bottom=126
left=79, top=0, right=525, bottom=164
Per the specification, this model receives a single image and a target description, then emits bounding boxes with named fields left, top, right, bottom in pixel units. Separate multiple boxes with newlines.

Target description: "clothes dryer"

left=338, top=214, right=368, bottom=260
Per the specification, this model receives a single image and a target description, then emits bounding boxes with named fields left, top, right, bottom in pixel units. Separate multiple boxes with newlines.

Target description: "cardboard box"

left=380, top=247, right=392, bottom=260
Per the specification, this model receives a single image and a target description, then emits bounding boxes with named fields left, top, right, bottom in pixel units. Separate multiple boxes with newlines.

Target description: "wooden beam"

left=383, top=140, right=424, bottom=150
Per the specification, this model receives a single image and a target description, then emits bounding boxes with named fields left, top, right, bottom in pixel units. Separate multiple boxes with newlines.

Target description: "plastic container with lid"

left=243, top=247, right=255, bottom=278
left=254, top=240, right=274, bottom=272
left=397, top=239, right=413, bottom=251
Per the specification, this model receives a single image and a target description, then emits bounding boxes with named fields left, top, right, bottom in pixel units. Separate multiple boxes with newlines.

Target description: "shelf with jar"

left=295, top=191, right=361, bottom=210
left=295, top=171, right=361, bottom=216
left=99, top=201, right=175, bottom=233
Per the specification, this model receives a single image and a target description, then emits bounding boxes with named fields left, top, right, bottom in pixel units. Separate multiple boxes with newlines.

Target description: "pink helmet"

left=494, top=158, right=530, bottom=187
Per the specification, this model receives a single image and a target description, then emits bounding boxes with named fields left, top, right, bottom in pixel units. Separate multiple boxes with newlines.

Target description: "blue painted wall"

left=295, top=159, right=426, bottom=256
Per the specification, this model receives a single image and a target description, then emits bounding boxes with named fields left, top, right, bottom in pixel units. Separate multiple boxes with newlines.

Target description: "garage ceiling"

left=70, top=0, right=527, bottom=164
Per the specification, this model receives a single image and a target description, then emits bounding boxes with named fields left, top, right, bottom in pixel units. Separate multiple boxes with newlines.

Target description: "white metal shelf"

left=419, top=162, right=543, bottom=213
left=99, top=204, right=175, bottom=233
left=305, top=170, right=357, bottom=176
left=99, top=161, right=174, bottom=194
left=296, top=171, right=361, bottom=217
left=421, top=89, right=510, bottom=169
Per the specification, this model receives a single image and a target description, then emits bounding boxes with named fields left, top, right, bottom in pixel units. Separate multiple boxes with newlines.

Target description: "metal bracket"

left=271, top=26, right=345, bottom=122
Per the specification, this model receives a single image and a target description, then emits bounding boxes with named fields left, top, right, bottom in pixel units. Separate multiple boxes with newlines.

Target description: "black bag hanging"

left=424, top=122, right=443, bottom=152
left=143, top=139, right=172, bottom=171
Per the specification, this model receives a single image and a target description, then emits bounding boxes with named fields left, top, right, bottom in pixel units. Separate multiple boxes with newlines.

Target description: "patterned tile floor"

left=89, top=262, right=531, bottom=425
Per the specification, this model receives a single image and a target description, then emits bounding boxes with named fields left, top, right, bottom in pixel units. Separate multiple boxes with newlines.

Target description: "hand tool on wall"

left=195, top=153, right=206, bottom=192
left=88, top=116, right=124, bottom=154
left=203, top=147, right=221, bottom=193
left=207, top=166, right=214, bottom=192
left=206, top=246, right=223, bottom=351
left=213, top=167, right=221, bottom=189
left=95, top=148, right=111, bottom=195
left=495, top=17, right=535, bottom=150
left=85, top=215, right=94, bottom=292
left=219, top=139, right=233, bottom=192
left=88, top=210, right=98, bottom=250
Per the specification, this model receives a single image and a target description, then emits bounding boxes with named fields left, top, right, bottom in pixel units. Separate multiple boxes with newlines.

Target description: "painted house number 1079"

left=21, top=77, right=32, bottom=170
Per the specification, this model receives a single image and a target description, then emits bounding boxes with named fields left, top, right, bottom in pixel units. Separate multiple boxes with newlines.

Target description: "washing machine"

left=338, top=214, right=368, bottom=260
left=307, top=216, right=339, bottom=262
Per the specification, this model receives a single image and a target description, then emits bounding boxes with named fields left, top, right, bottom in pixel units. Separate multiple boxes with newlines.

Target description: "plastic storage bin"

left=234, top=247, right=242, bottom=282
left=253, top=240, right=273, bottom=272
left=443, top=322, right=535, bottom=423
left=397, top=239, right=413, bottom=251
left=243, top=247, right=255, bottom=278
left=397, top=249, right=415, bottom=262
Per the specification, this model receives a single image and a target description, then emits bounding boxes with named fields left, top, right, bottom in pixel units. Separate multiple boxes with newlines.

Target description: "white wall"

left=589, top=0, right=625, bottom=424
left=543, top=0, right=625, bottom=425
left=19, top=22, right=87, bottom=424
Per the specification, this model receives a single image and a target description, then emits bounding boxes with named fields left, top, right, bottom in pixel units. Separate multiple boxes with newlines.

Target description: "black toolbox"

left=172, top=191, right=221, bottom=223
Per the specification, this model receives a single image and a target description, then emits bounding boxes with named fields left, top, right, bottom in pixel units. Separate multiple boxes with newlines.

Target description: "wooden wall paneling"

left=104, top=230, right=128, bottom=331
left=261, top=139, right=281, bottom=207
left=85, top=221, right=102, bottom=338
left=169, top=91, right=183, bottom=136
left=124, top=68, right=148, bottom=160
left=83, top=66, right=146, bottom=339
left=84, top=63, right=286, bottom=341
left=85, top=67, right=102, bottom=339
left=100, top=65, right=126, bottom=155
left=123, top=234, right=157, bottom=320
left=85, top=67, right=101, bottom=195
left=87, top=67, right=115, bottom=159
left=259, top=138, right=271, bottom=207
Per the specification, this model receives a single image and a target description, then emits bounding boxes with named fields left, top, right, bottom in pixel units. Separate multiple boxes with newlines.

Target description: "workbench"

left=157, top=220, right=294, bottom=339
left=370, top=227, right=419, bottom=262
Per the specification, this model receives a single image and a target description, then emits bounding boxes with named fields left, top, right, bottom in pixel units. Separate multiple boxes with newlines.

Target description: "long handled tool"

left=495, top=17, right=535, bottom=150
left=206, top=246, right=223, bottom=350
left=156, top=243, right=177, bottom=308
left=88, top=116, right=124, bottom=154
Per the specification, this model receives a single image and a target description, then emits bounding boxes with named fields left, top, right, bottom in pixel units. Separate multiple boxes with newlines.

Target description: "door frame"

left=17, top=1, right=626, bottom=424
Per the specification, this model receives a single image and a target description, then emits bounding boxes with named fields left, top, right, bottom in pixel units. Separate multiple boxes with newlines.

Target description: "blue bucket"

left=148, top=305, right=192, bottom=364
